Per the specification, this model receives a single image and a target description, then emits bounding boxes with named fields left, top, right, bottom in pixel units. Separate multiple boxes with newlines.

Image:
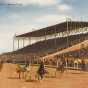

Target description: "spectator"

left=0, top=60, right=3, bottom=72
left=81, top=60, right=86, bottom=71
left=60, top=56, right=65, bottom=73
left=37, top=61, right=45, bottom=80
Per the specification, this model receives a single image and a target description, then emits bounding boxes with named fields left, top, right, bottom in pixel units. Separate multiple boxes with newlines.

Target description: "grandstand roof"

left=16, top=21, right=88, bottom=37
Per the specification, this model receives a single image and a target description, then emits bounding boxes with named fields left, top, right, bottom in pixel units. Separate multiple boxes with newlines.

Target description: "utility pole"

left=66, top=17, right=71, bottom=48
left=66, top=17, right=71, bottom=69
left=54, top=25, right=57, bottom=49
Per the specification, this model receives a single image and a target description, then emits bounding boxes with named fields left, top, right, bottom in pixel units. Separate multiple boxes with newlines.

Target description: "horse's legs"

left=18, top=72, right=21, bottom=79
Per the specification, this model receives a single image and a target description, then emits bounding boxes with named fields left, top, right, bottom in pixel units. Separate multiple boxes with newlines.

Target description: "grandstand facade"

left=14, top=21, right=88, bottom=50
left=2, top=20, right=88, bottom=67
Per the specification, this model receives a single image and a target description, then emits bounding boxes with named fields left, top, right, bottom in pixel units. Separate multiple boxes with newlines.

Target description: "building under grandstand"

left=1, top=20, right=88, bottom=68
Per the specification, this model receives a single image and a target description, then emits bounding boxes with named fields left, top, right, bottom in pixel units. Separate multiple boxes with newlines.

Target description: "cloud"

left=2, top=0, right=59, bottom=6
left=0, top=13, right=68, bottom=53
left=57, top=4, right=72, bottom=13
left=0, top=23, right=36, bottom=53
left=35, top=14, right=66, bottom=27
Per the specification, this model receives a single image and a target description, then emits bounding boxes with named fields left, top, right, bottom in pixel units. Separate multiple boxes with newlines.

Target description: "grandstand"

left=14, top=33, right=88, bottom=56
left=14, top=21, right=88, bottom=50
left=1, top=21, right=88, bottom=64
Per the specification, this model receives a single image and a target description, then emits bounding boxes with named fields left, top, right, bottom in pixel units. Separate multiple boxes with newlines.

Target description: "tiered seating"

left=65, top=46, right=88, bottom=58
left=13, top=32, right=88, bottom=57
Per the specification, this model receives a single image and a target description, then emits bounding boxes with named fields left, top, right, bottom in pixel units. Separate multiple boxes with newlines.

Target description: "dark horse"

left=37, top=61, right=45, bottom=80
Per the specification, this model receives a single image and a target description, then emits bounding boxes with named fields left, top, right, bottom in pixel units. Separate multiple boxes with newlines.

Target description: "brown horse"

left=16, top=64, right=26, bottom=79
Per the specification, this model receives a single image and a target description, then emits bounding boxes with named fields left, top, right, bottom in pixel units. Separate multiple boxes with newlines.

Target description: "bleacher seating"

left=13, top=33, right=88, bottom=57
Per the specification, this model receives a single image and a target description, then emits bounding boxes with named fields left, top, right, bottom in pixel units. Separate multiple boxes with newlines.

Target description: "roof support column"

left=17, top=38, right=20, bottom=49
left=58, top=32, right=60, bottom=37
left=54, top=26, right=57, bottom=49
left=66, top=19, right=69, bottom=48
left=29, top=37, right=32, bottom=45
left=13, top=38, right=15, bottom=51
left=23, top=38, right=25, bottom=48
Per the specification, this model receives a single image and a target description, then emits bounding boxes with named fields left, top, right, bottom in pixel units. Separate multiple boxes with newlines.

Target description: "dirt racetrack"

left=0, top=63, right=88, bottom=88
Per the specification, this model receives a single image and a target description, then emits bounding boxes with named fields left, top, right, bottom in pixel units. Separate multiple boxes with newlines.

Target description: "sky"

left=0, top=0, right=88, bottom=54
